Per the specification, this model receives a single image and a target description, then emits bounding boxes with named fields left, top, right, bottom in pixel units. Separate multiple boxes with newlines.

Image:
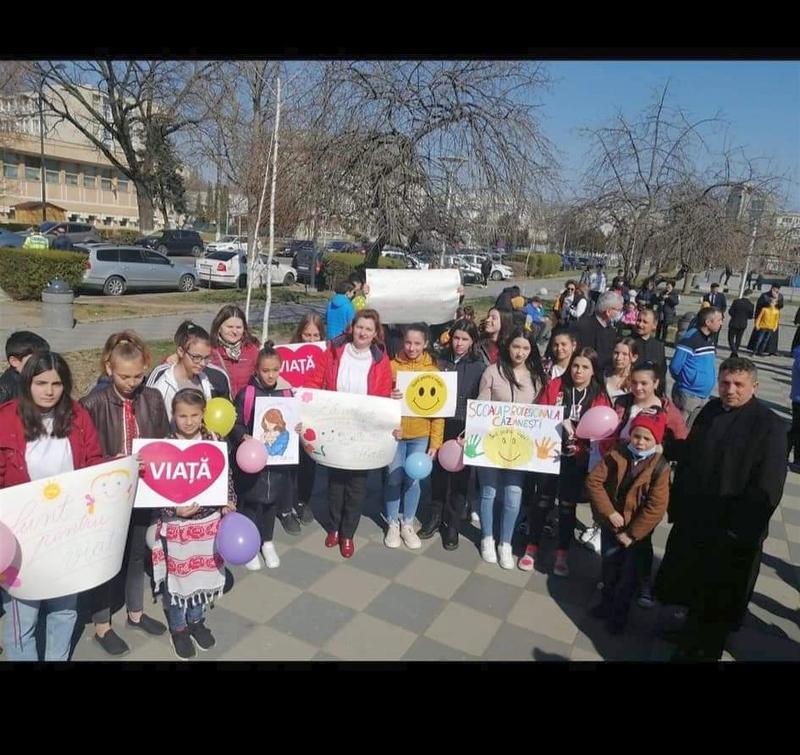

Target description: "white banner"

left=0, top=457, right=138, bottom=600
left=132, top=439, right=230, bottom=508
left=296, top=388, right=400, bottom=470
left=254, top=396, right=300, bottom=465
left=366, top=269, right=461, bottom=325
left=463, top=401, right=564, bottom=474
left=396, top=370, right=457, bottom=418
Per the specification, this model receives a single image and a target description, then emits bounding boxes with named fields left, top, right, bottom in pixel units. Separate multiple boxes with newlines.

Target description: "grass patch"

left=157, top=286, right=329, bottom=306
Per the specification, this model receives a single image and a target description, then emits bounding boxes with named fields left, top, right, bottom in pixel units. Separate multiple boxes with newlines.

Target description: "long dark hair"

left=292, top=312, right=326, bottom=343
left=480, top=307, right=513, bottom=347
left=17, top=351, right=74, bottom=441
left=630, top=360, right=667, bottom=399
left=402, top=322, right=435, bottom=359
left=444, top=318, right=480, bottom=362
left=562, top=346, right=603, bottom=405
left=174, top=320, right=211, bottom=351
left=210, top=305, right=259, bottom=348
left=545, top=325, right=577, bottom=363
left=497, top=328, right=547, bottom=393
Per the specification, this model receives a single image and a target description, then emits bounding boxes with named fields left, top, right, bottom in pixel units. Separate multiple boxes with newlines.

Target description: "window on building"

left=83, top=167, right=96, bottom=189
left=2, top=152, right=19, bottom=179
left=45, top=159, right=60, bottom=184
left=117, top=172, right=129, bottom=193
left=100, top=169, right=113, bottom=191
left=25, top=157, right=41, bottom=182
left=64, top=163, right=79, bottom=186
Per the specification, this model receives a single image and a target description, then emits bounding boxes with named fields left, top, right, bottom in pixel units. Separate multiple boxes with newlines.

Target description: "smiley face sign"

left=396, top=371, right=457, bottom=418
left=483, top=428, right=534, bottom=468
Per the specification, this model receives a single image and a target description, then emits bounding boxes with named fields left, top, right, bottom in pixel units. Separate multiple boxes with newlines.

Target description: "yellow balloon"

left=204, top=397, right=236, bottom=437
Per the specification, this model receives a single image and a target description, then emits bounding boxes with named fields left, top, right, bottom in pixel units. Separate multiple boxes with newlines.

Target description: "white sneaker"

left=497, top=542, right=514, bottom=570
left=481, top=536, right=497, bottom=563
left=244, top=554, right=262, bottom=571
left=261, top=542, right=280, bottom=569
left=579, top=525, right=602, bottom=554
left=470, top=511, right=481, bottom=528
left=384, top=521, right=402, bottom=549
left=400, top=522, right=422, bottom=550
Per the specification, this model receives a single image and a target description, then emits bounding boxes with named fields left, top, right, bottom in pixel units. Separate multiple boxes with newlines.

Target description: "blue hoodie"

left=791, top=346, right=800, bottom=404
left=325, top=293, right=356, bottom=340
left=669, top=328, right=717, bottom=399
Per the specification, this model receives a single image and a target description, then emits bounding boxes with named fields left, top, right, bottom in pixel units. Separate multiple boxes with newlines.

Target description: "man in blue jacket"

left=325, top=280, right=356, bottom=340
left=669, top=307, right=723, bottom=430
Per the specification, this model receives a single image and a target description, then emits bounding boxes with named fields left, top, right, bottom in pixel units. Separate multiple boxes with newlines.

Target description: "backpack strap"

left=643, top=455, right=671, bottom=501
left=243, top=385, right=255, bottom=427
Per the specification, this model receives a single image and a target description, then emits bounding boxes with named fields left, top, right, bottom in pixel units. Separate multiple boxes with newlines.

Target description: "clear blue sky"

left=539, top=61, right=800, bottom=210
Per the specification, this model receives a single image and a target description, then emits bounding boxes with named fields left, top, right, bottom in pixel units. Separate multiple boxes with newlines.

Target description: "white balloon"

left=539, top=287, right=548, bottom=296
left=145, top=524, right=158, bottom=550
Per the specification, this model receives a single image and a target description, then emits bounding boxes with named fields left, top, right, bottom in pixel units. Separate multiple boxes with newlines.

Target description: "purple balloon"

left=438, top=439, right=465, bottom=472
left=0, top=521, right=19, bottom=574
left=215, top=512, right=260, bottom=565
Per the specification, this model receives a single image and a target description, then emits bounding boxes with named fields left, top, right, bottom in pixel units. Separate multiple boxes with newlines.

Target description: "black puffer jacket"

left=437, top=352, right=485, bottom=441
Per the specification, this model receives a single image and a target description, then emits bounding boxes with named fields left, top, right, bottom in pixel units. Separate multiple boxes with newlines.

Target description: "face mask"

left=627, top=442, right=657, bottom=460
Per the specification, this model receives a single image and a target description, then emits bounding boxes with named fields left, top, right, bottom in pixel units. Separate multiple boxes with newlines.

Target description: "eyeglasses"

left=185, top=352, right=212, bottom=364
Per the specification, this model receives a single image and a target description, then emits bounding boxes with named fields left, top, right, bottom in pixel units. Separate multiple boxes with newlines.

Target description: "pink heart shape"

left=275, top=344, right=324, bottom=388
left=303, top=428, right=316, bottom=441
left=139, top=442, right=226, bottom=504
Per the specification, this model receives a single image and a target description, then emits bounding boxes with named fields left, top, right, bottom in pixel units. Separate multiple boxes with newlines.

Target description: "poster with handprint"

left=463, top=400, right=564, bottom=474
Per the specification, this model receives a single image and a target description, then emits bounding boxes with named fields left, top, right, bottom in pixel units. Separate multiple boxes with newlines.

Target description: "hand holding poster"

left=463, top=401, right=564, bottom=475
left=132, top=439, right=230, bottom=508
left=253, top=396, right=299, bottom=465
left=366, top=269, right=461, bottom=325
left=0, top=457, right=138, bottom=600
left=275, top=341, right=327, bottom=388
left=396, top=371, right=457, bottom=418
left=296, top=388, right=400, bottom=470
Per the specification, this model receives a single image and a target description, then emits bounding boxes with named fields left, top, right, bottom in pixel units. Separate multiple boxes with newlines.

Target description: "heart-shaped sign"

left=138, top=442, right=226, bottom=504
left=276, top=343, right=325, bottom=388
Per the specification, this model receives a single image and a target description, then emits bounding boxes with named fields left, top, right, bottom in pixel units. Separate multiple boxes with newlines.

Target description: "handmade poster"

left=295, top=388, right=400, bottom=470
left=275, top=341, right=327, bottom=388
left=463, top=400, right=564, bottom=474
left=396, top=370, right=457, bottom=418
left=0, top=457, right=138, bottom=600
left=131, top=439, right=229, bottom=508
left=253, top=396, right=300, bottom=465
left=366, top=269, right=460, bottom=325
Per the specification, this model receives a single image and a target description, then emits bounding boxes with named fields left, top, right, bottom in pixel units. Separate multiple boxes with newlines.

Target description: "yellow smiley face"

left=483, top=428, right=534, bottom=469
left=42, top=480, right=62, bottom=500
left=405, top=373, right=448, bottom=417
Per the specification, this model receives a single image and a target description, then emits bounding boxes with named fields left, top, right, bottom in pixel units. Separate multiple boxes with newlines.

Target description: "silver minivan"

left=77, top=244, right=197, bottom=295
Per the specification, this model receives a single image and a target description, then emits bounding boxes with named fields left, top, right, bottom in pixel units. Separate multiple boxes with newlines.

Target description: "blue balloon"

left=404, top=452, right=433, bottom=480
left=215, top=512, right=261, bottom=565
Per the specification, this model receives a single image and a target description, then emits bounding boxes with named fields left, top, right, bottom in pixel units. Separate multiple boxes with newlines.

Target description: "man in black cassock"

left=655, top=357, right=787, bottom=660
left=746, top=284, right=784, bottom=355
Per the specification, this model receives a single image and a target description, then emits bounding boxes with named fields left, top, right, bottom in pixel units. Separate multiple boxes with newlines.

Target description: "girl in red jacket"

left=521, top=347, right=611, bottom=577
left=208, top=305, right=262, bottom=399
left=0, top=352, right=104, bottom=661
left=304, top=309, right=393, bottom=558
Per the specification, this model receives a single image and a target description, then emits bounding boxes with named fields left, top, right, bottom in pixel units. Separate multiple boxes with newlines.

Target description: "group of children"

left=0, top=280, right=693, bottom=661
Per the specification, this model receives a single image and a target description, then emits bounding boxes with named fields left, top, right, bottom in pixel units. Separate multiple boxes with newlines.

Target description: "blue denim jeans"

left=754, top=329, right=773, bottom=354
left=1, top=590, right=77, bottom=661
left=163, top=592, right=205, bottom=632
left=478, top=467, right=526, bottom=544
left=384, top=437, right=429, bottom=524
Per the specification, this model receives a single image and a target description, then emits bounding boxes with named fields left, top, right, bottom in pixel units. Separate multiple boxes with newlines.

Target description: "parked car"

left=133, top=229, right=205, bottom=257
left=76, top=244, right=197, bottom=296
left=460, top=253, right=513, bottom=281
left=196, top=251, right=296, bottom=288
left=380, top=250, right=426, bottom=269
left=324, top=240, right=355, bottom=253
left=292, top=245, right=325, bottom=287
left=204, top=235, right=261, bottom=254
left=0, top=229, right=25, bottom=248
left=40, top=221, right=101, bottom=245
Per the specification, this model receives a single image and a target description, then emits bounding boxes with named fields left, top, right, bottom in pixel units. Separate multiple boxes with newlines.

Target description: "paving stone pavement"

left=1, top=283, right=798, bottom=662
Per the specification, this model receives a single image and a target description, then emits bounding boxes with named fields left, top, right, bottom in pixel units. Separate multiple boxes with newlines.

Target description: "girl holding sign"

left=522, top=347, right=611, bottom=577
left=230, top=345, right=296, bottom=570
left=151, top=388, right=236, bottom=660
left=209, top=305, right=262, bottom=399
left=385, top=324, right=445, bottom=550
left=0, top=352, right=104, bottom=661
left=476, top=329, right=547, bottom=569
left=420, top=319, right=485, bottom=550
left=80, top=331, right=171, bottom=657
left=304, top=309, right=393, bottom=559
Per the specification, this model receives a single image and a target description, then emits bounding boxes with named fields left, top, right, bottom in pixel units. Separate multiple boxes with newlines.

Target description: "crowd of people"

left=0, top=264, right=791, bottom=662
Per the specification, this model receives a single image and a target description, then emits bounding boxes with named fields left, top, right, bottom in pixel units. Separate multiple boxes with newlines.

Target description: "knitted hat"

left=629, top=411, right=667, bottom=444
left=511, top=295, right=526, bottom=310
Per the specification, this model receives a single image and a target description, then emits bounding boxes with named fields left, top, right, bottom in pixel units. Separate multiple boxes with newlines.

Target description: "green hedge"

left=0, top=247, right=87, bottom=300
left=509, top=253, right=562, bottom=277
left=97, top=228, right=141, bottom=244
left=321, top=253, right=404, bottom=289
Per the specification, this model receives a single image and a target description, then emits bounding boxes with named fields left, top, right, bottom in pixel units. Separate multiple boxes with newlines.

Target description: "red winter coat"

left=0, top=400, right=105, bottom=488
left=209, top=341, right=261, bottom=399
left=304, top=336, right=393, bottom=397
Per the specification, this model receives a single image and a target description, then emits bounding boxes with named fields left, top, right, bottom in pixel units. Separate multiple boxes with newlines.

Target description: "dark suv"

left=291, top=243, right=326, bottom=287
left=134, top=229, right=205, bottom=257
left=40, top=221, right=101, bottom=245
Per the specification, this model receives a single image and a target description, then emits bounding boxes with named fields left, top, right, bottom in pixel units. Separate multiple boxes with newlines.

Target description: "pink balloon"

left=438, top=439, right=465, bottom=472
left=575, top=406, right=619, bottom=440
left=236, top=438, right=269, bottom=474
left=0, top=521, right=19, bottom=574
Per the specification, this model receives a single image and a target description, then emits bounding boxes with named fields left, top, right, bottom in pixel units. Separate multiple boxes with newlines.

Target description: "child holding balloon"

left=229, top=345, right=296, bottom=570
left=150, top=388, right=237, bottom=660
left=419, top=319, right=485, bottom=550
left=385, top=323, right=445, bottom=549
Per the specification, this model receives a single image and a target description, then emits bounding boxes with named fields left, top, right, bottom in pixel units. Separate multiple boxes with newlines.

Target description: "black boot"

left=418, top=500, right=443, bottom=540
left=441, top=522, right=459, bottom=550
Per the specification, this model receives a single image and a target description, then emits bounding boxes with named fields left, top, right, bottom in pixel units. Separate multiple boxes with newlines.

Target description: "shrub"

left=97, top=228, right=141, bottom=245
left=508, top=252, right=562, bottom=277
left=0, top=247, right=87, bottom=300
left=321, top=252, right=405, bottom=290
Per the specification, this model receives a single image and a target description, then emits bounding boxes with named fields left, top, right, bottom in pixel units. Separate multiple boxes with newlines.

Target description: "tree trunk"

left=365, top=233, right=387, bottom=269
left=681, top=270, right=694, bottom=294
left=136, top=186, right=155, bottom=233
